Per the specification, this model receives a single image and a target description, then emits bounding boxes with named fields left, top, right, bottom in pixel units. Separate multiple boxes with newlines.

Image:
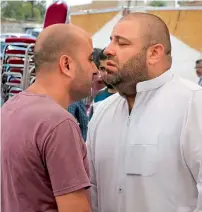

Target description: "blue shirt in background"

left=68, top=100, right=88, bottom=141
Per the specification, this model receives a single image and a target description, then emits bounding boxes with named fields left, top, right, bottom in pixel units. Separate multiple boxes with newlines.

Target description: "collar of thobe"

left=136, top=70, right=173, bottom=93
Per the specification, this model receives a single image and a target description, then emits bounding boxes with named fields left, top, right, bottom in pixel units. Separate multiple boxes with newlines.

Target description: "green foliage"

left=177, top=1, right=185, bottom=6
left=33, top=8, right=41, bottom=21
left=149, top=1, right=166, bottom=7
left=2, top=1, right=46, bottom=22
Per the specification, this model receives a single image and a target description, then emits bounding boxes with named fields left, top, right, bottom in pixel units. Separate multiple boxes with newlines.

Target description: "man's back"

left=2, top=91, right=90, bottom=212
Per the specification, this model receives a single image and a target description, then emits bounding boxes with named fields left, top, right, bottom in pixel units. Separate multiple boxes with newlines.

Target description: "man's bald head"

left=120, top=12, right=171, bottom=55
left=34, top=24, right=90, bottom=71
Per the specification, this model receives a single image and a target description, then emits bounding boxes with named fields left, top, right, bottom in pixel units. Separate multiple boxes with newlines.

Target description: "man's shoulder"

left=35, top=99, right=77, bottom=128
left=91, top=93, right=121, bottom=121
left=97, top=91, right=120, bottom=106
left=176, top=76, right=202, bottom=91
left=166, top=75, right=202, bottom=106
left=2, top=92, right=76, bottom=129
left=31, top=96, right=74, bottom=123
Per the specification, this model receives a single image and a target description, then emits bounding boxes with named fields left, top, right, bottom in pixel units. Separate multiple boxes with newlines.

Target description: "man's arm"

left=56, top=189, right=91, bottom=212
left=181, top=90, right=202, bottom=210
left=43, top=118, right=91, bottom=212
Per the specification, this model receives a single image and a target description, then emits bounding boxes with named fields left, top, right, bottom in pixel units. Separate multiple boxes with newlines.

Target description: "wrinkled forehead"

left=111, top=19, right=143, bottom=40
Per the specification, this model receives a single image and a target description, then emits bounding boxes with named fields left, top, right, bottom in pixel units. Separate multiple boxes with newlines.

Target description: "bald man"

left=87, top=13, right=202, bottom=212
left=2, top=24, right=97, bottom=212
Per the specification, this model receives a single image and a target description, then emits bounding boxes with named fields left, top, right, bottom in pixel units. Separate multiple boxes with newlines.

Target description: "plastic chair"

left=43, top=0, right=70, bottom=28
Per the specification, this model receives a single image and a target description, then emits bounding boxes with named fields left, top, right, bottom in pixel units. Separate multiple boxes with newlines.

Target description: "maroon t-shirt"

left=1, top=91, right=90, bottom=212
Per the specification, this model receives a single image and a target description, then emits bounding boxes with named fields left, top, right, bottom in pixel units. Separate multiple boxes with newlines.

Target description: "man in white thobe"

left=87, top=13, right=202, bottom=212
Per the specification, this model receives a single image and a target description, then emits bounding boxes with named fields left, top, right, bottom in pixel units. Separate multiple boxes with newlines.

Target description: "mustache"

left=106, top=56, right=118, bottom=64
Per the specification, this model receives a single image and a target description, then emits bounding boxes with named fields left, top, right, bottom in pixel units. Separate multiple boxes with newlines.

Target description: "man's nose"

left=92, top=62, right=99, bottom=74
left=104, top=44, right=115, bottom=57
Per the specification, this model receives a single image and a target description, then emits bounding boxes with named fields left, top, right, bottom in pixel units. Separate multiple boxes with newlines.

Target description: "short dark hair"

left=196, top=59, right=202, bottom=64
left=93, top=48, right=102, bottom=69
left=34, top=28, right=79, bottom=72
left=99, top=48, right=107, bottom=61
left=34, top=36, right=64, bottom=71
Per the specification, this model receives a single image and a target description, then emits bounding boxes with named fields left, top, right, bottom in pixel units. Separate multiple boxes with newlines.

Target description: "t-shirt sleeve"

left=43, top=118, right=90, bottom=197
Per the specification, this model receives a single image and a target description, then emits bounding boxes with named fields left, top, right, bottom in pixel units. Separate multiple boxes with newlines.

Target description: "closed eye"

left=89, top=54, right=94, bottom=61
left=118, top=43, right=129, bottom=46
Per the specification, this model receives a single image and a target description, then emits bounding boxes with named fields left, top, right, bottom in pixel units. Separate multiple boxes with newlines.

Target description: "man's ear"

left=59, top=55, right=74, bottom=77
left=147, top=44, right=164, bottom=65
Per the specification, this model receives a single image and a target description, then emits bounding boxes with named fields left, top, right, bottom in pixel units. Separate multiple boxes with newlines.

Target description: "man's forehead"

left=111, top=20, right=141, bottom=39
left=80, top=36, right=93, bottom=50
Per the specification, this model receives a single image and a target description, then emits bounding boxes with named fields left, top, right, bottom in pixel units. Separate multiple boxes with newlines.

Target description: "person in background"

left=195, top=59, right=202, bottom=86
left=2, top=24, right=98, bottom=212
left=94, top=48, right=117, bottom=103
left=68, top=100, right=89, bottom=141
left=83, top=48, right=104, bottom=112
left=89, top=48, right=117, bottom=118
left=87, top=13, right=202, bottom=212
left=92, top=48, right=106, bottom=97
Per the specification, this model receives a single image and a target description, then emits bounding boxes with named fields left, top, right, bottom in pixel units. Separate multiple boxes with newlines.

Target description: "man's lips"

left=106, top=60, right=117, bottom=67
left=105, top=60, right=118, bottom=74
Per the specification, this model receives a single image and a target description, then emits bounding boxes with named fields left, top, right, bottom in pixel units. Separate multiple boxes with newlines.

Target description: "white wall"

left=171, top=36, right=200, bottom=83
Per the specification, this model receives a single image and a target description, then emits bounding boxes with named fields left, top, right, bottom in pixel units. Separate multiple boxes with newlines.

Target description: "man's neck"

left=126, top=96, right=136, bottom=114
left=27, top=81, right=71, bottom=109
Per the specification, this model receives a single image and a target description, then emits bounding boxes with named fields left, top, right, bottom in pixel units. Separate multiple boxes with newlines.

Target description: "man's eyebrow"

left=110, top=35, right=130, bottom=42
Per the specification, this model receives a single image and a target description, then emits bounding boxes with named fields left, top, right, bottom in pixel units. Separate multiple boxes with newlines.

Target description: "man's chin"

left=104, top=81, right=114, bottom=89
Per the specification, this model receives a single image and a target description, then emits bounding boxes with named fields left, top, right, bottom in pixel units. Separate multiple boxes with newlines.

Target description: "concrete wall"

left=2, top=23, right=25, bottom=33
left=1, top=21, right=43, bottom=33
left=149, top=10, right=202, bottom=52
left=70, top=1, right=119, bottom=12
left=71, top=11, right=118, bottom=35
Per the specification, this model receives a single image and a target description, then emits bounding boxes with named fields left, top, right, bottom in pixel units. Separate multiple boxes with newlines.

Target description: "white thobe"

left=87, top=70, right=202, bottom=212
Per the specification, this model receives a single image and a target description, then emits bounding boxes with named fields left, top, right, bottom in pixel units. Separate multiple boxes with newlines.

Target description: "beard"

left=104, top=81, right=114, bottom=89
left=103, top=49, right=149, bottom=96
left=70, top=63, right=92, bottom=101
